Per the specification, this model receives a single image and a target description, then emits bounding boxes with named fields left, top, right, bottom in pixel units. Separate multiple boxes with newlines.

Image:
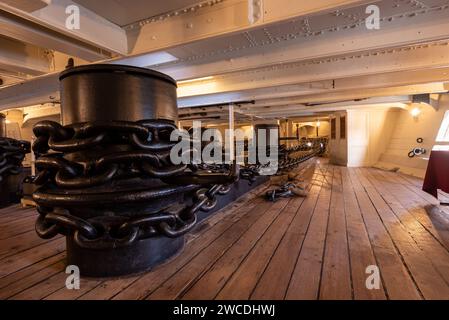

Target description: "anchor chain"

left=278, top=137, right=328, bottom=171
left=0, top=137, right=30, bottom=182
left=33, top=120, right=238, bottom=247
left=35, top=182, right=229, bottom=248
left=32, top=119, right=188, bottom=187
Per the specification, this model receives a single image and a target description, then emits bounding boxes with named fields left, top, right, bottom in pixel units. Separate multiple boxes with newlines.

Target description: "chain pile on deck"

left=278, top=137, right=328, bottom=171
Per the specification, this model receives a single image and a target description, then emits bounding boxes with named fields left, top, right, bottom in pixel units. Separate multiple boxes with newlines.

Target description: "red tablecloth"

left=423, top=150, right=449, bottom=198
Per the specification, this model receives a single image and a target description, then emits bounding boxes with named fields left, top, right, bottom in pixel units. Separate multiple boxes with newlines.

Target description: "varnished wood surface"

left=1, top=161, right=449, bottom=300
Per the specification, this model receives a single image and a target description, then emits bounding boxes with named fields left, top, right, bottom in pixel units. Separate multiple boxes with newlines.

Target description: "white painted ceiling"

left=2, top=0, right=449, bottom=119
left=72, top=0, right=202, bottom=26
left=163, top=0, right=449, bottom=66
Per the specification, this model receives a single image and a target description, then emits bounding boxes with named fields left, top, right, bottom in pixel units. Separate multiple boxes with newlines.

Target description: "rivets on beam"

left=124, top=0, right=224, bottom=31
left=168, top=3, right=449, bottom=66
left=196, top=39, right=449, bottom=83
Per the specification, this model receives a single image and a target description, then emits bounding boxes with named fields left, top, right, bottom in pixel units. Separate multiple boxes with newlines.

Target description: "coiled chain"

left=0, top=137, right=30, bottom=182
left=32, top=120, right=187, bottom=187
left=33, top=120, right=238, bottom=247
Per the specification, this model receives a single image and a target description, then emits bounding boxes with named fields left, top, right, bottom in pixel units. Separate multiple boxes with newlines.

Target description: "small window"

left=436, top=111, right=449, bottom=142
left=340, top=116, right=346, bottom=140
left=331, top=118, right=336, bottom=139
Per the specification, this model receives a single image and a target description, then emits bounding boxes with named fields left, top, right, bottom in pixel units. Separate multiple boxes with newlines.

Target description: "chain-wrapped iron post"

left=32, top=65, right=238, bottom=277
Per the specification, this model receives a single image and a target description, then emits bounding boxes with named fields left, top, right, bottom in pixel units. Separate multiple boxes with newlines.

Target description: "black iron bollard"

left=32, top=65, right=238, bottom=277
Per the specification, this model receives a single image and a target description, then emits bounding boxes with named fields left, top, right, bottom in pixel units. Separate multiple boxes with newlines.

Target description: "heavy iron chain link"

left=32, top=120, right=188, bottom=187
left=0, top=137, right=31, bottom=182
left=278, top=137, right=328, bottom=171
left=35, top=182, right=232, bottom=248
left=33, top=120, right=237, bottom=248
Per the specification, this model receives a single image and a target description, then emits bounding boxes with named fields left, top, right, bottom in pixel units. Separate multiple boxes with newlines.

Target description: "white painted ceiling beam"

left=176, top=42, right=449, bottom=98
left=334, top=66, right=449, bottom=91
left=268, top=83, right=448, bottom=106
left=246, top=102, right=408, bottom=119
left=0, top=0, right=128, bottom=59
left=0, top=73, right=59, bottom=111
left=0, top=72, right=329, bottom=110
left=158, top=6, right=449, bottom=80
left=241, top=96, right=410, bottom=115
left=0, top=35, right=51, bottom=75
left=178, top=82, right=449, bottom=109
left=0, top=0, right=50, bottom=13
left=4, top=1, right=449, bottom=110
left=0, top=73, right=26, bottom=87
left=0, top=10, right=111, bottom=61
left=17, top=94, right=413, bottom=124
left=177, top=74, right=333, bottom=97
left=127, top=0, right=369, bottom=56
left=177, top=84, right=326, bottom=107
left=22, top=103, right=60, bottom=126
left=289, top=115, right=331, bottom=122
left=2, top=66, right=449, bottom=112
left=262, top=0, right=374, bottom=23
left=177, top=67, right=449, bottom=109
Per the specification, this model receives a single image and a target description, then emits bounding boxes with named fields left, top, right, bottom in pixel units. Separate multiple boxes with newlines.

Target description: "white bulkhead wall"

left=329, top=108, right=399, bottom=168
left=328, top=96, right=449, bottom=178
left=378, top=95, right=449, bottom=178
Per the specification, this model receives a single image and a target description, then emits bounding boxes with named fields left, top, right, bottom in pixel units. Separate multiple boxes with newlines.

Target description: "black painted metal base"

left=66, top=235, right=185, bottom=278
left=64, top=176, right=267, bottom=278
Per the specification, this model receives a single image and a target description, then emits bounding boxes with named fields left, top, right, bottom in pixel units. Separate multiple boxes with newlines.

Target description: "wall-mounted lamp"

left=410, top=107, right=421, bottom=118
left=410, top=94, right=430, bottom=119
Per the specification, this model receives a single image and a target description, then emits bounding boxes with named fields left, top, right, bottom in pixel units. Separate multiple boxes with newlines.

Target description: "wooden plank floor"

left=1, top=160, right=449, bottom=300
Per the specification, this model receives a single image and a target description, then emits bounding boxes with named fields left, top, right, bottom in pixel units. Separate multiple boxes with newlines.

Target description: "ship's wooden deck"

left=1, top=160, right=449, bottom=300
